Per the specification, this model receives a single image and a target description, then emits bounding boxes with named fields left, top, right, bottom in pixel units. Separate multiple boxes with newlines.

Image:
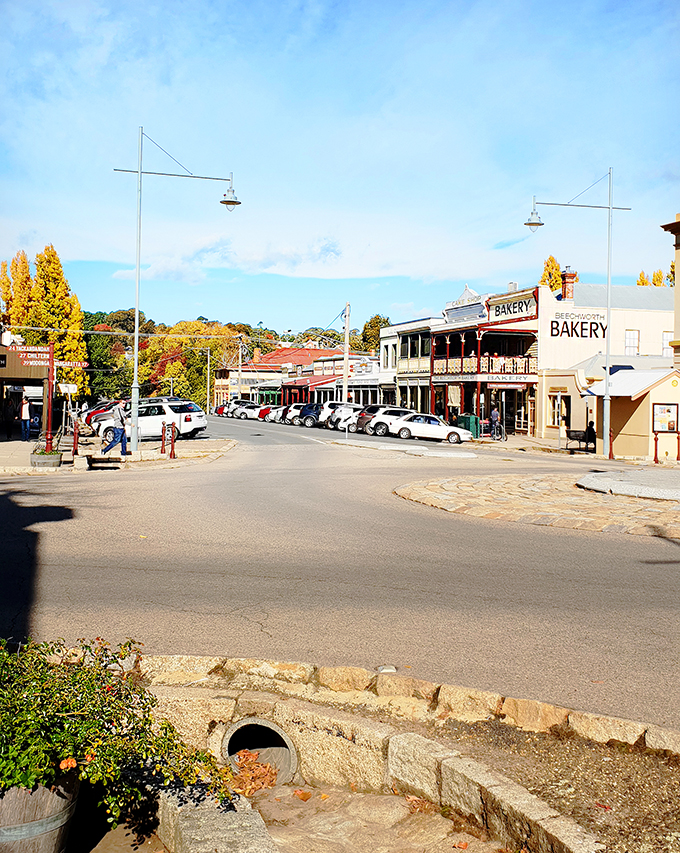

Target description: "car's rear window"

left=169, top=403, right=201, bottom=413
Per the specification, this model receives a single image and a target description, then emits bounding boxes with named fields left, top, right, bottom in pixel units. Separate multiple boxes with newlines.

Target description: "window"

left=421, top=336, right=431, bottom=356
left=663, top=331, right=674, bottom=358
left=625, top=329, right=639, bottom=356
left=409, top=335, right=418, bottom=358
left=391, top=344, right=397, bottom=368
left=400, top=337, right=408, bottom=358
left=548, top=394, right=571, bottom=428
left=382, top=346, right=389, bottom=368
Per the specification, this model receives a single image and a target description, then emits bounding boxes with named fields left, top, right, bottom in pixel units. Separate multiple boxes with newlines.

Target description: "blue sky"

left=1, top=0, right=678, bottom=332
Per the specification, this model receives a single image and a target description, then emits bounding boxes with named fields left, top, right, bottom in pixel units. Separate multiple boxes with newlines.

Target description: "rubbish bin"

left=457, top=414, right=480, bottom=438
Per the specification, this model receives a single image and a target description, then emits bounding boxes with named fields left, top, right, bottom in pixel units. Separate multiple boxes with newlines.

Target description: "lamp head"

left=524, top=209, right=543, bottom=232
left=220, top=187, right=241, bottom=210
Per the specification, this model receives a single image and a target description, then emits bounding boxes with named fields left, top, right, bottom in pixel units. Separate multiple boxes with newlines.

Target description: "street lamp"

left=524, top=168, right=630, bottom=458
left=115, top=126, right=241, bottom=451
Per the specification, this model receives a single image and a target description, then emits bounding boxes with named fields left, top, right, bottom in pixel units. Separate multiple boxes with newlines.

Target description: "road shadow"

left=0, top=488, right=73, bottom=642
left=639, top=523, right=680, bottom=566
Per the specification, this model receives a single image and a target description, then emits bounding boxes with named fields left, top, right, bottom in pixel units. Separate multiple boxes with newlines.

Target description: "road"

left=2, top=415, right=679, bottom=729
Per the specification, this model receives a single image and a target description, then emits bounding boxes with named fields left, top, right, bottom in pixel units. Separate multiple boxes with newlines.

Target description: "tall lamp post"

left=115, top=126, right=241, bottom=451
left=524, top=168, right=630, bottom=458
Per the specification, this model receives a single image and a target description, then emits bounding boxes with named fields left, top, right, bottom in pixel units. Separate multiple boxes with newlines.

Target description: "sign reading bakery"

left=486, top=290, right=538, bottom=325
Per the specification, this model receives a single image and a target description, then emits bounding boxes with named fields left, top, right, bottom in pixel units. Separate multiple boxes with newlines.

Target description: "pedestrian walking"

left=2, top=397, right=15, bottom=440
left=101, top=401, right=128, bottom=456
left=490, top=405, right=500, bottom=439
left=20, top=396, right=32, bottom=442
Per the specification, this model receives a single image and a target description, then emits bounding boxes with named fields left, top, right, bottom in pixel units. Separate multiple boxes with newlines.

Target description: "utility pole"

left=342, top=302, right=350, bottom=403
left=206, top=347, right=211, bottom=413
left=237, top=335, right=243, bottom=399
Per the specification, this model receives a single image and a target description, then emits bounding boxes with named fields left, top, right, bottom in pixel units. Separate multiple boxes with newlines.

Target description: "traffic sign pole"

left=46, top=344, right=54, bottom=452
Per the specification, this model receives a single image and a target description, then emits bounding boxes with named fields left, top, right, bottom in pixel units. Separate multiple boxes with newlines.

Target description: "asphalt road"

left=2, top=416, right=679, bottom=729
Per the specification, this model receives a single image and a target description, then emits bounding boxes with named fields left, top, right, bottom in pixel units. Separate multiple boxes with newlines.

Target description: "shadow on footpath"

left=0, top=488, right=73, bottom=642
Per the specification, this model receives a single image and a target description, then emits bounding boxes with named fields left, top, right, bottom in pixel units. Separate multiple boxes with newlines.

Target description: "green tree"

left=539, top=255, right=562, bottom=292
left=636, top=270, right=651, bottom=286
left=360, top=314, right=391, bottom=352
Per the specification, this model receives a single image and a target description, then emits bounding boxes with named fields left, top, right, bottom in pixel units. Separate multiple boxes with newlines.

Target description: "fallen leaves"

left=293, top=789, right=312, bottom=802
left=595, top=802, right=612, bottom=811
left=230, top=749, right=278, bottom=797
left=404, top=794, right=439, bottom=815
left=452, top=843, right=468, bottom=850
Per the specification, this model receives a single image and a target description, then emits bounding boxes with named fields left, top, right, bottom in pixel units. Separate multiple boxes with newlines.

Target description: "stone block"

left=436, top=684, right=504, bottom=722
left=234, top=690, right=282, bottom=720
left=218, top=658, right=314, bottom=683
left=482, top=779, right=560, bottom=851
left=388, top=733, right=459, bottom=803
left=440, top=755, right=506, bottom=826
left=206, top=722, right=228, bottom=760
left=317, top=665, right=374, bottom=692
left=536, top=815, right=606, bottom=853
left=151, top=686, right=238, bottom=749
left=645, top=724, right=680, bottom=755
left=273, top=699, right=394, bottom=792
left=375, top=673, right=438, bottom=704
left=500, top=697, right=569, bottom=732
left=568, top=710, right=645, bottom=745
left=141, top=655, right=226, bottom=685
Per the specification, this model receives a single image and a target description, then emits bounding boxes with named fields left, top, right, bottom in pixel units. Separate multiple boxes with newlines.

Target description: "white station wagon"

left=99, top=400, right=207, bottom=442
left=387, top=413, right=473, bottom=444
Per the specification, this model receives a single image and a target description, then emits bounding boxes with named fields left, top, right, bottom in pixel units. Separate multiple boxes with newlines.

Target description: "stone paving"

left=395, top=473, right=680, bottom=538
left=253, top=784, right=503, bottom=853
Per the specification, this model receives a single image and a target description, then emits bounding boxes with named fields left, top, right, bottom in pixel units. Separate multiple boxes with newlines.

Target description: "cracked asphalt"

left=2, top=415, right=680, bottom=731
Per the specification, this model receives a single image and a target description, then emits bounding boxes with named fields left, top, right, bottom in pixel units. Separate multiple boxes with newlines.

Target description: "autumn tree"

left=361, top=314, right=391, bottom=352
left=667, top=262, right=675, bottom=288
left=636, top=270, right=651, bottom=286
left=539, top=256, right=562, bottom=292
left=29, top=245, right=90, bottom=397
left=1, top=251, right=35, bottom=328
left=652, top=269, right=665, bottom=287
left=0, top=262, right=10, bottom=324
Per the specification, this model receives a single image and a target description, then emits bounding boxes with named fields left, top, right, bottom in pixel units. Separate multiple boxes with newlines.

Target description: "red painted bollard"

left=608, top=428, right=614, bottom=460
left=654, top=431, right=659, bottom=464
left=170, top=426, right=176, bottom=460
left=161, top=422, right=166, bottom=455
left=72, top=419, right=79, bottom=456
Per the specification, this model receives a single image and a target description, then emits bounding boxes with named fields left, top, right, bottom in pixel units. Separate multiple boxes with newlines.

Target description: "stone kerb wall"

left=142, top=655, right=680, bottom=853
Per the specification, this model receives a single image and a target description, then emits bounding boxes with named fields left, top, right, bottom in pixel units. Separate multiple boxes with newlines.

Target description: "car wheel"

left=348, top=423, right=357, bottom=433
left=264, top=414, right=272, bottom=422
left=398, top=427, right=411, bottom=440
left=364, top=424, right=374, bottom=436
left=239, top=412, right=248, bottom=419
left=374, top=423, right=388, bottom=437
left=292, top=416, right=301, bottom=426
left=447, top=432, right=462, bottom=444
left=303, top=416, right=316, bottom=428
left=102, top=427, right=114, bottom=443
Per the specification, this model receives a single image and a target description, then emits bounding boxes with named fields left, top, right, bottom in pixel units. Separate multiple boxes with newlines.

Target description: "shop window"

left=548, top=394, right=571, bottom=428
left=663, top=331, right=673, bottom=357
left=625, top=330, right=639, bottom=356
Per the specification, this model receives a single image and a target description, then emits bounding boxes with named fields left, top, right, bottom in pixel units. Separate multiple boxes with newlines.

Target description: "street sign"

left=20, top=359, right=51, bottom=367
left=54, top=360, right=88, bottom=368
left=58, top=383, right=78, bottom=395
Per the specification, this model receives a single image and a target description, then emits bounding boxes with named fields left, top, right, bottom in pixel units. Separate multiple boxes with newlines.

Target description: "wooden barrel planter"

left=29, top=453, right=62, bottom=469
left=0, top=774, right=79, bottom=853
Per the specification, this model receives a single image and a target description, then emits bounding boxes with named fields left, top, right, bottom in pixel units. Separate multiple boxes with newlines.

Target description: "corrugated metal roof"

left=589, top=369, right=679, bottom=398
left=571, top=284, right=673, bottom=311
left=569, top=354, right=673, bottom=379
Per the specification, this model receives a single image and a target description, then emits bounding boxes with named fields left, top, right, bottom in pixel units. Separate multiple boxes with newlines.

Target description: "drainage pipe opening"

left=222, top=718, right=298, bottom=785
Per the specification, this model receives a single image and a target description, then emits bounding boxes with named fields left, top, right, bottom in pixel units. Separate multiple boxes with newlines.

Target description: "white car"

left=99, top=400, right=207, bottom=442
left=226, top=398, right=255, bottom=417
left=264, top=406, right=287, bottom=422
left=232, top=402, right=263, bottom=419
left=283, top=403, right=305, bottom=425
left=387, top=413, right=473, bottom=444
left=327, top=403, right=364, bottom=430
left=366, top=407, right=416, bottom=437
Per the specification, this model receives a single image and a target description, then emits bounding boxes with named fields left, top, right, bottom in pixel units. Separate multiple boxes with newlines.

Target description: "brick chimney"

left=253, top=347, right=261, bottom=363
left=561, top=266, right=577, bottom=300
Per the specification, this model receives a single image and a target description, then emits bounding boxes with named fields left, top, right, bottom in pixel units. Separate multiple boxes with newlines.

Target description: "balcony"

left=397, top=356, right=431, bottom=374
left=433, top=355, right=538, bottom=375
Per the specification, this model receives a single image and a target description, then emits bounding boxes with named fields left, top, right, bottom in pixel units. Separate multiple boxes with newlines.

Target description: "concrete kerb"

left=140, top=655, right=680, bottom=853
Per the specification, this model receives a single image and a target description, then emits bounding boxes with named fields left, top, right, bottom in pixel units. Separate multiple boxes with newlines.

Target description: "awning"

left=281, top=375, right=339, bottom=389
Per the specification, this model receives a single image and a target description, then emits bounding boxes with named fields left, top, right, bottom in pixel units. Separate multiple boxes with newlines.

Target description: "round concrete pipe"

left=222, top=718, right=298, bottom=784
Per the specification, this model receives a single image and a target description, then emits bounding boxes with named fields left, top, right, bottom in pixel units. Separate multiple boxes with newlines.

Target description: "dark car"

left=298, top=402, right=323, bottom=428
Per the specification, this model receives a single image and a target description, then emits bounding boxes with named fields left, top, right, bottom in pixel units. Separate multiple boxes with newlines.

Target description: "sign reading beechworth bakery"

left=486, top=290, right=538, bottom=325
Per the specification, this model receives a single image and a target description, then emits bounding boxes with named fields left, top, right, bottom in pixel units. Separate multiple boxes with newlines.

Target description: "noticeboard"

left=653, top=403, right=678, bottom=433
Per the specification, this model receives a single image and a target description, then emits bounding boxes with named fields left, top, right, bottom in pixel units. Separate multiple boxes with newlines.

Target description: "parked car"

left=367, top=407, right=416, bottom=437
left=225, top=398, right=255, bottom=417
left=257, top=405, right=273, bottom=420
left=265, top=406, right=287, bottom=423
left=317, top=401, right=344, bottom=426
left=232, top=402, right=263, bottom=419
left=327, top=403, right=364, bottom=430
left=85, top=400, right=120, bottom=426
left=298, top=402, right=323, bottom=428
left=355, top=404, right=390, bottom=435
left=99, top=400, right=207, bottom=442
left=387, top=413, right=473, bottom=444
left=283, top=403, right=305, bottom=425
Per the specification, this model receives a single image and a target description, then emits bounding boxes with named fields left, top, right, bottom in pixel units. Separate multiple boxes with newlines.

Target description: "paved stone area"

left=578, top=468, right=680, bottom=500
left=253, top=785, right=502, bottom=853
left=395, top=473, right=680, bottom=538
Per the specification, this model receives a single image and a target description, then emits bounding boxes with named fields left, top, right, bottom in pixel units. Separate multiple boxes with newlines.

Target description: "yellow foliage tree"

left=539, top=256, right=562, bottom=292
left=652, top=269, right=665, bottom=287
left=0, top=262, right=11, bottom=324
left=667, top=262, right=675, bottom=288
left=636, top=270, right=651, bottom=286
left=7, top=251, right=34, bottom=327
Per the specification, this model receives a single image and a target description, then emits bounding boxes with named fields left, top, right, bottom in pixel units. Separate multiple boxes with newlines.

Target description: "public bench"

left=565, top=429, right=594, bottom=452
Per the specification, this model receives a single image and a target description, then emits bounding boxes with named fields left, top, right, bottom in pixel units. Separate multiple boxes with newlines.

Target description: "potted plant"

left=29, top=448, right=63, bottom=468
left=0, top=638, right=234, bottom=852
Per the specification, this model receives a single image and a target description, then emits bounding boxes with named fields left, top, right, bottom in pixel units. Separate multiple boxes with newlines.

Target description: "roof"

left=589, top=369, right=680, bottom=399
left=252, top=347, right=344, bottom=367
left=568, top=284, right=673, bottom=311
left=281, top=375, right=339, bottom=388
left=569, top=354, right=673, bottom=381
